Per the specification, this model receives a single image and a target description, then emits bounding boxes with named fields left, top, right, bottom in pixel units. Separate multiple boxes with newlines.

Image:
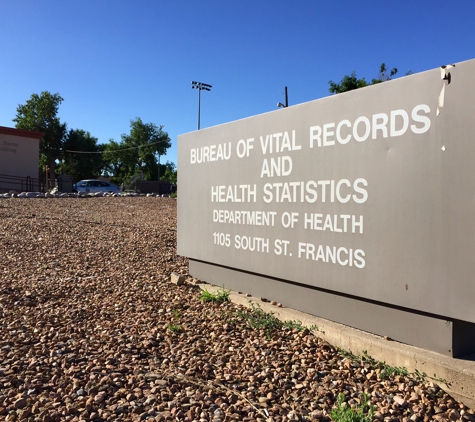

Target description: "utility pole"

left=277, top=86, right=289, bottom=108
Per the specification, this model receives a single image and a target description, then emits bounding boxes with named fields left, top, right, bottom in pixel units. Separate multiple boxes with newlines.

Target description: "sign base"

left=190, top=259, right=475, bottom=358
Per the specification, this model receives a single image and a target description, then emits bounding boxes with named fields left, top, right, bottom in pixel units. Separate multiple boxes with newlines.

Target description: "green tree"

left=61, top=129, right=104, bottom=181
left=329, top=71, right=368, bottom=94
left=161, top=161, right=177, bottom=184
left=122, top=117, right=171, bottom=181
left=13, top=91, right=67, bottom=187
left=328, top=63, right=406, bottom=94
left=102, top=139, right=129, bottom=181
left=103, top=118, right=171, bottom=184
left=370, top=63, right=398, bottom=85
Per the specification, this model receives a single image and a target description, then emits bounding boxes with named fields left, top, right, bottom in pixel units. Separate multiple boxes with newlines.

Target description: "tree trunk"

left=49, top=158, right=56, bottom=191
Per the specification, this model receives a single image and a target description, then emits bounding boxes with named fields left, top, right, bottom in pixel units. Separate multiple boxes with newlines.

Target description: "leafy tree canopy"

left=161, top=162, right=177, bottom=185
left=61, top=129, right=104, bottom=181
left=328, top=63, right=410, bottom=94
left=13, top=91, right=67, bottom=185
left=102, top=139, right=126, bottom=180
left=103, top=118, right=171, bottom=184
left=11, top=94, right=176, bottom=189
left=328, top=71, right=369, bottom=94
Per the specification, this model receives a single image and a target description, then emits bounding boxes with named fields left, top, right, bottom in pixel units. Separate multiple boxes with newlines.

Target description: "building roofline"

left=0, top=126, right=45, bottom=140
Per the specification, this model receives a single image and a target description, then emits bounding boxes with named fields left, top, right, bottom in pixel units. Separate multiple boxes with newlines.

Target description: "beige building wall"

left=0, top=126, right=43, bottom=192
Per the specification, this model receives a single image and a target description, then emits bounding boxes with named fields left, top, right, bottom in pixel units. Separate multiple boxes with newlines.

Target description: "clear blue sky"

left=1, top=0, right=474, bottom=168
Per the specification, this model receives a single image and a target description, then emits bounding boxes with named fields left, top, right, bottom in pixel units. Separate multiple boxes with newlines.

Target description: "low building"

left=0, top=126, right=44, bottom=192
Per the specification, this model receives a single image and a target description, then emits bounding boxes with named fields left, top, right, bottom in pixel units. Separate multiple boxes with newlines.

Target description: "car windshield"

left=75, top=180, right=118, bottom=191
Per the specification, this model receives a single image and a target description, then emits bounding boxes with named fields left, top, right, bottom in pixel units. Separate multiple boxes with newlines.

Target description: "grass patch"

left=199, top=286, right=230, bottom=303
left=282, top=319, right=319, bottom=332
left=337, top=348, right=409, bottom=379
left=165, top=309, right=182, bottom=333
left=238, top=302, right=282, bottom=339
left=237, top=302, right=315, bottom=339
left=336, top=348, right=447, bottom=384
left=337, top=347, right=410, bottom=379
left=330, top=393, right=374, bottom=422
left=166, top=323, right=182, bottom=333
left=337, top=348, right=360, bottom=361
left=360, top=350, right=409, bottom=379
left=282, top=319, right=305, bottom=330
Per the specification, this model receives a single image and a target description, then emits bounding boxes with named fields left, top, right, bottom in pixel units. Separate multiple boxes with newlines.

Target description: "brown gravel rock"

left=0, top=197, right=473, bottom=421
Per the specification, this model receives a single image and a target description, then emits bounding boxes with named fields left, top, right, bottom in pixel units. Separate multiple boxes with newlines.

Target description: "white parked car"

left=73, top=180, right=122, bottom=194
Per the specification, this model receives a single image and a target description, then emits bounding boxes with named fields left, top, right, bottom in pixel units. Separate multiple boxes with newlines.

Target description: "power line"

left=64, top=139, right=170, bottom=154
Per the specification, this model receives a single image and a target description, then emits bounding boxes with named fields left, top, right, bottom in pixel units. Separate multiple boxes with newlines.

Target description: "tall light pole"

left=191, top=81, right=212, bottom=130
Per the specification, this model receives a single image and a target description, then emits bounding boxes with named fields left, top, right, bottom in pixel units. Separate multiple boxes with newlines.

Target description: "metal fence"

left=0, top=173, right=43, bottom=193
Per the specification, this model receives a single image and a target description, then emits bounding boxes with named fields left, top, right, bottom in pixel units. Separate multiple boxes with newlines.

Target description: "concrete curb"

left=199, top=283, right=475, bottom=409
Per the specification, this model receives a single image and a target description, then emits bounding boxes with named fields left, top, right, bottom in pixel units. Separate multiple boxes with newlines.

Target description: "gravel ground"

left=0, top=197, right=473, bottom=422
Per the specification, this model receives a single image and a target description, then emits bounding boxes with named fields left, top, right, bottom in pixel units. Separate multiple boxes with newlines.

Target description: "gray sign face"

left=178, top=59, right=475, bottom=323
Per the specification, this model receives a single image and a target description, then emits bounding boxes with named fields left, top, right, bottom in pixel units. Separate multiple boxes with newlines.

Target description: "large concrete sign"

left=178, top=59, right=475, bottom=356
